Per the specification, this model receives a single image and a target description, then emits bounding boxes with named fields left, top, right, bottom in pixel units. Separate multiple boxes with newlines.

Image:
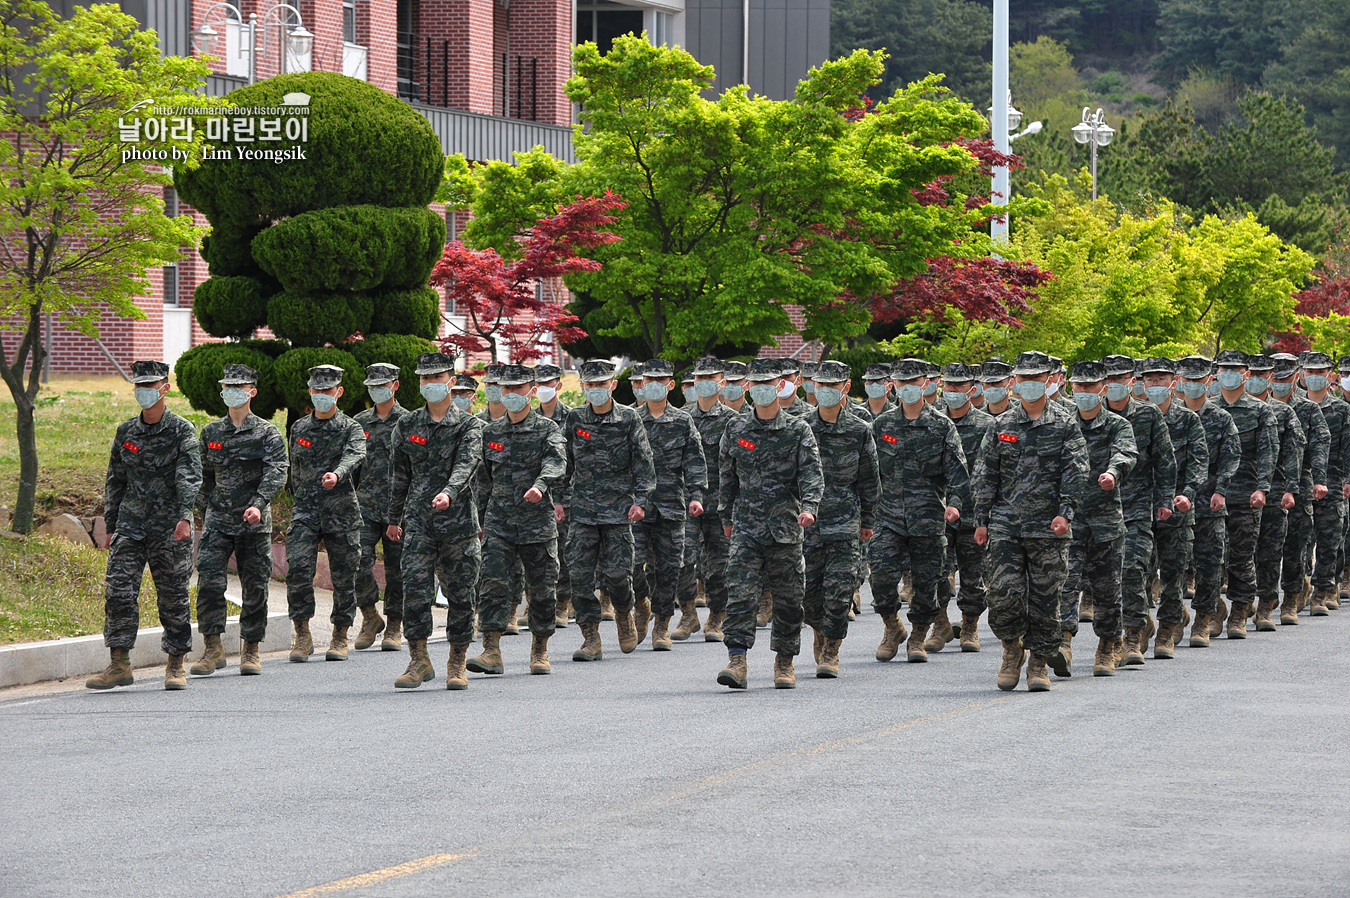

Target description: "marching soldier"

left=720, top=360, right=749, bottom=413
left=1302, top=353, right=1350, bottom=617
left=1270, top=353, right=1329, bottom=625
left=980, top=360, right=1015, bottom=418
left=534, top=363, right=573, bottom=627
left=778, top=358, right=811, bottom=417
left=352, top=363, right=409, bottom=652
left=852, top=363, right=894, bottom=422
left=1246, top=354, right=1303, bottom=635
left=450, top=373, right=478, bottom=414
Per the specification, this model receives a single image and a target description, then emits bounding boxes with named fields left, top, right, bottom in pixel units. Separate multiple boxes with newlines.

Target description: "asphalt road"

left=2, top=591, right=1348, bottom=898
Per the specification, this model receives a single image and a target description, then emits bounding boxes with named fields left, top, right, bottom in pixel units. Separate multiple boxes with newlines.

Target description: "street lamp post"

left=1072, top=107, right=1115, bottom=201
left=192, top=2, right=314, bottom=86
left=988, top=89, right=1025, bottom=243
left=991, top=0, right=1009, bottom=245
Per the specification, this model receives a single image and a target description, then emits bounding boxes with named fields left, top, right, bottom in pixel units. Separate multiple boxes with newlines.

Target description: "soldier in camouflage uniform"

left=468, top=364, right=568, bottom=677
left=922, top=361, right=942, bottom=406
left=1270, top=353, right=1330, bottom=625
left=190, top=364, right=287, bottom=678
left=1303, top=354, right=1350, bottom=616
left=716, top=357, right=824, bottom=689
left=451, top=373, right=478, bottom=414
left=720, top=360, right=748, bottom=414
left=973, top=351, right=1088, bottom=692
left=777, top=358, right=812, bottom=417
left=851, top=363, right=894, bottom=423
left=1246, top=354, right=1304, bottom=634
left=564, top=359, right=656, bottom=661
left=285, top=365, right=368, bottom=663
left=870, top=359, right=970, bottom=664
left=980, top=360, right=1015, bottom=418
left=534, top=363, right=573, bottom=627
left=800, top=361, right=818, bottom=409
left=387, top=352, right=484, bottom=689
left=87, top=360, right=202, bottom=691
left=1047, top=357, right=1073, bottom=413
left=473, top=362, right=527, bottom=632
left=352, top=363, right=409, bottom=652
left=804, top=361, right=879, bottom=678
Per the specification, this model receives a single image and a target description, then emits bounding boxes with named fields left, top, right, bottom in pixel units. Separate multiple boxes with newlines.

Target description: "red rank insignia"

left=122, top=441, right=139, bottom=453
left=576, top=428, right=592, bottom=440
left=998, top=433, right=1018, bottom=443
left=738, top=438, right=755, bottom=450
left=207, top=441, right=223, bottom=450
left=363, top=431, right=369, bottom=439
left=296, top=437, right=312, bottom=449
left=488, top=441, right=505, bottom=452
left=409, top=434, right=428, bottom=445
left=882, top=434, right=897, bottom=444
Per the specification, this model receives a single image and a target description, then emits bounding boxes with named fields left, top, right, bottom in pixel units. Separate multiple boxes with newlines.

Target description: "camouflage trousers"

left=986, top=536, right=1068, bottom=659
left=197, top=528, right=272, bottom=643
left=1312, top=495, right=1346, bottom=591
left=286, top=521, right=360, bottom=628
left=1120, top=518, right=1156, bottom=629
left=723, top=537, right=805, bottom=656
left=633, top=516, right=685, bottom=619
left=555, top=514, right=571, bottom=608
left=1224, top=508, right=1261, bottom=607
left=103, top=532, right=193, bottom=655
left=1255, top=505, right=1289, bottom=605
left=936, top=527, right=987, bottom=616
left=402, top=528, right=481, bottom=645
left=1191, top=515, right=1227, bottom=615
left=568, top=522, right=634, bottom=624
left=677, top=510, right=730, bottom=613
left=804, top=537, right=861, bottom=640
left=869, top=527, right=943, bottom=626
left=1281, top=505, right=1314, bottom=595
left=1155, top=519, right=1193, bottom=628
left=356, top=516, right=404, bottom=619
left=1060, top=529, right=1123, bottom=639
left=479, top=535, right=557, bottom=637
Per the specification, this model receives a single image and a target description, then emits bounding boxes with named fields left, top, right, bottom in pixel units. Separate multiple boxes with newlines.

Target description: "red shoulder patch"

left=998, top=433, right=1018, bottom=443
left=576, top=428, right=592, bottom=440
left=408, top=433, right=428, bottom=446
left=206, top=441, right=223, bottom=450
left=362, top=431, right=369, bottom=439
left=488, top=441, right=505, bottom=452
left=881, top=434, right=897, bottom=444
left=122, top=441, right=140, bottom=453
left=295, top=437, right=312, bottom=449
left=738, top=438, right=756, bottom=451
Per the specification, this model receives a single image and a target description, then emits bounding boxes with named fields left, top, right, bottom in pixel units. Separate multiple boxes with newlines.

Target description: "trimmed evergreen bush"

left=267, top=291, right=375, bottom=347
left=272, top=346, right=364, bottom=415
left=199, top=218, right=274, bottom=280
left=348, top=333, right=439, bottom=410
left=369, top=286, right=441, bottom=340
left=193, top=276, right=271, bottom=338
left=173, top=342, right=283, bottom=420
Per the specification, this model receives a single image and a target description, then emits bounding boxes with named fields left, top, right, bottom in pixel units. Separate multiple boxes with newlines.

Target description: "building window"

left=343, top=0, right=356, bottom=44
left=162, top=263, right=179, bottom=306
left=397, top=0, right=420, bottom=100
left=654, top=12, right=671, bottom=47
left=164, top=185, right=178, bottom=218
left=575, top=6, right=645, bottom=54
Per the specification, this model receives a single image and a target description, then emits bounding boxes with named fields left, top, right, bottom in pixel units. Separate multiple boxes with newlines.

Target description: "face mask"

left=777, top=381, right=796, bottom=399
left=1013, top=381, right=1047, bottom=402
left=501, top=392, right=530, bottom=413
left=723, top=384, right=745, bottom=402
left=682, top=386, right=697, bottom=403
left=943, top=391, right=969, bottom=409
left=1246, top=376, right=1269, bottom=395
left=536, top=386, right=557, bottom=403
left=749, top=384, right=780, bottom=407
left=1180, top=381, right=1208, bottom=399
left=311, top=393, right=338, bottom=413
left=803, top=381, right=816, bottom=395
left=644, top=382, right=669, bottom=403
left=1145, top=385, right=1172, bottom=404
left=1074, top=391, right=1102, bottom=412
left=1047, top=381, right=1061, bottom=397
left=1207, top=381, right=1222, bottom=398
left=1305, top=374, right=1329, bottom=392
left=134, top=386, right=162, bottom=409
left=1131, top=382, right=1146, bottom=398
left=973, top=383, right=985, bottom=398
left=1217, top=369, right=1245, bottom=390
left=367, top=385, right=394, bottom=405
left=584, top=387, right=612, bottom=407
left=695, top=380, right=720, bottom=399
left=814, top=386, right=844, bottom=408
left=865, top=382, right=888, bottom=399
left=922, top=382, right=938, bottom=397
left=897, top=384, right=923, bottom=405
left=420, top=382, right=450, bottom=404
left=452, top=395, right=473, bottom=412
left=1270, top=380, right=1295, bottom=397
left=220, top=387, right=250, bottom=409
left=1340, top=376, right=1350, bottom=393
left=484, top=385, right=502, bottom=404
left=984, top=386, right=1008, bottom=405
left=1105, top=383, right=1130, bottom=402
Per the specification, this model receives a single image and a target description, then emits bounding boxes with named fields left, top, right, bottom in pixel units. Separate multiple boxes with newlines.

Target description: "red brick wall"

left=421, top=0, right=496, bottom=114
left=506, top=0, right=572, bottom=125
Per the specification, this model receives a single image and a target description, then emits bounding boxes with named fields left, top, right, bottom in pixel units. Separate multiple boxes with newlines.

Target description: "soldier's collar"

left=749, top=408, right=788, bottom=430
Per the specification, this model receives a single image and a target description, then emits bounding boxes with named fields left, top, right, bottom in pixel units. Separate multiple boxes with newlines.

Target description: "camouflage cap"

left=307, top=364, right=345, bottom=390
left=1012, top=351, right=1054, bottom=376
left=1215, top=349, right=1249, bottom=367
left=1340, top=356, right=1350, bottom=374
left=941, top=362, right=976, bottom=382
left=813, top=360, right=851, bottom=383
left=692, top=356, right=725, bottom=376
left=1270, top=352, right=1299, bottom=377
left=680, top=367, right=695, bottom=384
left=779, top=358, right=802, bottom=376
left=1245, top=353, right=1274, bottom=373
left=890, top=358, right=928, bottom=381
left=219, top=363, right=259, bottom=385
left=130, top=360, right=170, bottom=384
left=1140, top=356, right=1176, bottom=375
left=1304, top=351, right=1333, bottom=370
left=641, top=358, right=675, bottom=379
left=452, top=373, right=479, bottom=391
left=863, top=363, right=892, bottom=381
left=723, top=360, right=748, bottom=381
left=925, top=361, right=941, bottom=377
left=414, top=352, right=456, bottom=376
left=497, top=363, right=536, bottom=386
left=1177, top=355, right=1214, bottom=379
left=800, top=361, right=818, bottom=379
left=362, top=363, right=400, bottom=385
left=1050, top=355, right=1065, bottom=374
left=1070, top=360, right=1107, bottom=382
left=746, top=357, right=782, bottom=381
left=481, top=362, right=505, bottom=384
left=980, top=360, right=1013, bottom=382
left=534, top=363, right=562, bottom=381
left=1100, top=354, right=1135, bottom=377
left=578, top=359, right=616, bottom=382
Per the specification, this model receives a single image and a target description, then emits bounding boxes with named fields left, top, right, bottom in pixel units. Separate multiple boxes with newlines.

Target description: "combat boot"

left=1121, top=627, right=1145, bottom=665
left=773, top=653, right=796, bottom=689
left=959, top=613, right=982, bottom=652
left=289, top=619, right=313, bottom=662
left=811, top=626, right=825, bottom=665
left=1092, top=637, right=1118, bottom=677
left=899, top=574, right=913, bottom=604
left=875, top=612, right=907, bottom=662
left=573, top=622, right=603, bottom=661
left=394, top=639, right=435, bottom=688
left=325, top=626, right=350, bottom=661
left=1049, top=631, right=1072, bottom=678
left=756, top=590, right=772, bottom=628
left=85, top=648, right=133, bottom=690
left=616, top=608, right=639, bottom=653
left=817, top=637, right=841, bottom=679
left=504, top=603, right=520, bottom=636
left=354, top=605, right=385, bottom=650
left=555, top=597, right=571, bottom=628
left=1211, top=597, right=1228, bottom=636
left=696, top=579, right=707, bottom=607
left=164, top=653, right=187, bottom=690
left=906, top=622, right=929, bottom=662
left=633, top=597, right=652, bottom=644
left=466, top=631, right=504, bottom=674
left=1227, top=601, right=1249, bottom=637
left=1079, top=594, right=1095, bottom=623
left=671, top=599, right=701, bottom=640
left=240, top=641, right=262, bottom=675
left=1327, top=588, right=1341, bottom=610
left=924, top=606, right=954, bottom=653
left=381, top=616, right=403, bottom=651
left=190, top=633, right=226, bottom=676
left=600, top=592, right=616, bottom=621
left=1310, top=588, right=1331, bottom=616
left=704, top=609, right=725, bottom=642
left=652, top=615, right=673, bottom=652
left=718, top=651, right=748, bottom=689
left=1026, top=654, right=1051, bottom=692
left=1153, top=624, right=1176, bottom=659
left=1254, top=597, right=1277, bottom=631
left=1174, top=607, right=1192, bottom=644
left=445, top=643, right=469, bottom=690
left=529, top=632, right=551, bottom=674
left=997, top=638, right=1025, bottom=691
left=1189, top=611, right=1211, bottom=647
left=1140, top=616, right=1156, bottom=656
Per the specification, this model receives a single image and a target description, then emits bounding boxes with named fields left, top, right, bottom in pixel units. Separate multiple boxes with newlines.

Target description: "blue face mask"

left=922, top=382, right=938, bottom=397
left=311, top=393, right=338, bottom=413
left=749, top=384, right=780, bottom=407
left=1207, top=381, right=1222, bottom=398
left=584, top=387, right=611, bottom=407
left=420, top=382, right=450, bottom=404
left=1131, top=381, right=1146, bottom=398
left=865, top=382, right=888, bottom=400
left=134, top=386, right=162, bottom=409
left=983, top=386, right=1008, bottom=405
left=451, top=395, right=473, bottom=412
left=1306, top=374, right=1329, bottom=392
left=803, top=381, right=816, bottom=395
left=1246, top=376, right=1269, bottom=395
left=367, top=385, right=394, bottom=405
left=1270, top=380, right=1295, bottom=397
left=682, top=386, right=697, bottom=403
left=814, top=385, right=844, bottom=408
left=1105, top=383, right=1130, bottom=402
left=1013, top=381, right=1047, bottom=402
left=220, top=387, right=250, bottom=409
left=1073, top=391, right=1102, bottom=412
left=722, top=384, right=745, bottom=402
left=1145, top=385, right=1172, bottom=404
left=484, top=385, right=503, bottom=404
left=501, top=392, right=530, bottom=413
left=897, top=384, right=923, bottom=405
left=1217, top=369, right=1244, bottom=391
left=943, top=390, right=969, bottom=409
left=1180, top=381, right=1208, bottom=399
left=695, top=380, right=720, bottom=399
left=644, top=382, right=670, bottom=403
left=972, top=383, right=985, bottom=398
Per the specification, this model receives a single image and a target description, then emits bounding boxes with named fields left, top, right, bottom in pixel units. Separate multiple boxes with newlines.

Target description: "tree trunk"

left=12, top=397, right=38, bottom=534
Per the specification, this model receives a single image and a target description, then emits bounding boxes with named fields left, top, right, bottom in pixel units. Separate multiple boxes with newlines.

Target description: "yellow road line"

left=277, top=851, right=479, bottom=898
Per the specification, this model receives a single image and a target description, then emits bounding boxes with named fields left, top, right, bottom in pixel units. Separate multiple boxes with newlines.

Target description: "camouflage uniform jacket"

left=1158, top=401, right=1209, bottom=528
left=196, top=412, right=287, bottom=536
left=1112, top=398, right=1177, bottom=522
left=105, top=409, right=202, bottom=540
left=289, top=412, right=367, bottom=529
left=1265, top=399, right=1306, bottom=498
left=1072, top=408, right=1138, bottom=540
left=1218, top=394, right=1280, bottom=499
left=945, top=406, right=996, bottom=531
left=850, top=397, right=895, bottom=423
left=973, top=400, right=1088, bottom=540
left=872, top=404, right=971, bottom=537
left=806, top=408, right=879, bottom=545
left=718, top=408, right=824, bottom=545
left=1284, top=394, right=1329, bottom=496
left=1318, top=394, right=1350, bottom=488
left=563, top=403, right=656, bottom=526
left=353, top=402, right=410, bottom=522
left=388, top=405, right=482, bottom=538
left=480, top=409, right=567, bottom=544
left=637, top=404, right=708, bottom=521
left=689, top=401, right=735, bottom=509
left=783, top=396, right=812, bottom=418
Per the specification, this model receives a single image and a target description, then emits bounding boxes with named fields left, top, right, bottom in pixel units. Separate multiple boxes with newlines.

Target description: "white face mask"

left=1340, top=376, right=1350, bottom=393
left=536, top=385, right=557, bottom=403
left=777, top=381, right=796, bottom=399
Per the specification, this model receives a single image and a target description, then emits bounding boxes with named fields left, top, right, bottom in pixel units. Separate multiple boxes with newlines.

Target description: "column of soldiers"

left=87, top=345, right=1350, bottom=693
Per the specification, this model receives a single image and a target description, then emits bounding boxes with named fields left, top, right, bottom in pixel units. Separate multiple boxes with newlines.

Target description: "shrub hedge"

left=272, top=346, right=364, bottom=416
left=193, top=276, right=271, bottom=338
left=173, top=342, right=283, bottom=420
left=267, top=291, right=375, bottom=347
left=369, top=286, right=441, bottom=341
left=348, top=333, right=439, bottom=410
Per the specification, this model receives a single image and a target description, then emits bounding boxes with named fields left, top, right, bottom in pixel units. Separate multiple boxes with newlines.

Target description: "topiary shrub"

left=348, top=333, right=439, bottom=410
left=199, top=218, right=274, bottom=280
left=267, top=291, right=375, bottom=347
left=251, top=205, right=445, bottom=294
left=235, top=337, right=290, bottom=359
left=272, top=346, right=364, bottom=416
left=194, top=276, right=271, bottom=338
left=173, top=342, right=283, bottom=420
left=370, top=286, right=441, bottom=340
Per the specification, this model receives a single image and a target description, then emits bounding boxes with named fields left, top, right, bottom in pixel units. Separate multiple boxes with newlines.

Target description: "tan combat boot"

left=773, top=653, right=796, bottom=689
left=381, top=616, right=403, bottom=651
left=997, top=638, right=1025, bottom=691
left=1254, top=597, right=1278, bottom=631
left=289, top=620, right=313, bottom=662
left=1141, top=616, right=1156, bottom=655
left=600, top=592, right=616, bottom=621
left=811, top=626, right=825, bottom=665
left=1310, top=588, right=1331, bottom=616
left=466, top=631, right=504, bottom=674
left=353, top=605, right=385, bottom=650
left=899, top=574, right=913, bottom=604
left=924, top=606, right=954, bottom=653
left=1079, top=594, right=1095, bottom=623
left=1174, top=607, right=1192, bottom=645
left=1210, top=597, right=1227, bottom=636
left=1227, top=601, right=1249, bottom=637
left=555, top=597, right=571, bottom=629
left=959, top=613, right=981, bottom=652
left=445, top=643, right=469, bottom=690
left=704, top=609, right=725, bottom=642
left=633, top=597, right=652, bottom=644
left=1153, top=624, right=1176, bottom=659
left=652, top=615, right=673, bottom=652
left=1050, top=631, right=1072, bottom=678
left=616, top=607, right=639, bottom=653
left=395, top=639, right=435, bottom=688
left=671, top=599, right=701, bottom=641
left=1327, top=586, right=1341, bottom=610
left=1092, top=637, right=1117, bottom=677
left=756, top=590, right=773, bottom=628
left=696, top=578, right=707, bottom=607
left=1026, top=653, right=1051, bottom=692
left=85, top=647, right=133, bottom=690
left=875, top=612, right=907, bottom=662
left=1189, top=611, right=1211, bottom=647
left=817, top=637, right=842, bottom=679
left=529, top=632, right=551, bottom=674
left=190, top=633, right=226, bottom=676
left=504, top=603, right=520, bottom=636
left=240, top=641, right=262, bottom=675
left=1122, top=627, right=1145, bottom=665
left=325, top=625, right=350, bottom=661
left=718, top=652, right=748, bottom=689
left=164, top=653, right=187, bottom=690
left=1282, top=590, right=1301, bottom=624
left=573, top=622, right=603, bottom=661
left=907, top=622, right=929, bottom=663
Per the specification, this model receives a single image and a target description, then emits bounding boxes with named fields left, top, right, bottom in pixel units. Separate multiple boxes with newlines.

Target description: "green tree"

left=1156, top=0, right=1298, bottom=86
left=1263, top=0, right=1350, bottom=173
left=831, top=0, right=991, bottom=103
left=0, top=1, right=218, bottom=533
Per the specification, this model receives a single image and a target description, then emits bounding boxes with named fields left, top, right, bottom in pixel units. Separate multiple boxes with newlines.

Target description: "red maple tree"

left=1270, top=255, right=1350, bottom=354
left=872, top=256, right=1051, bottom=328
left=430, top=191, right=625, bottom=362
